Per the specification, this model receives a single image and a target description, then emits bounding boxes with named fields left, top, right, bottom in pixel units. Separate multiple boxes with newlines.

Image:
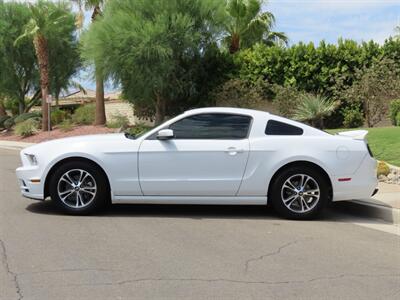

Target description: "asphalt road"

left=0, top=148, right=399, bottom=300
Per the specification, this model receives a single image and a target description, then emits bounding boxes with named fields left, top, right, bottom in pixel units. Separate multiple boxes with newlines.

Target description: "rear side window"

left=265, top=120, right=303, bottom=135
left=170, top=113, right=251, bottom=139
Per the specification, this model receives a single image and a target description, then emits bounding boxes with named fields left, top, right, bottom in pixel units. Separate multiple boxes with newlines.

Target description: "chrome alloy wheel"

left=280, top=174, right=320, bottom=213
left=57, top=169, right=97, bottom=208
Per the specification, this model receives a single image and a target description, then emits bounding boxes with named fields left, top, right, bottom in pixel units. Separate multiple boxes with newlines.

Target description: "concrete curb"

left=348, top=200, right=400, bottom=226
left=0, top=140, right=35, bottom=151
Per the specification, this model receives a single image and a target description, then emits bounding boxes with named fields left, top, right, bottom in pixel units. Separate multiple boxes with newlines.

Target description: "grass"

left=327, top=127, right=400, bottom=166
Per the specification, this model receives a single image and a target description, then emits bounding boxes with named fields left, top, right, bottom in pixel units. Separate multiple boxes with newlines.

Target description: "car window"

left=265, top=120, right=303, bottom=135
left=169, top=113, right=252, bottom=139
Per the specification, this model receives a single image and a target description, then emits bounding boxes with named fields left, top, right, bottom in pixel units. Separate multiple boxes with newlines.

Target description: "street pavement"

left=0, top=148, right=399, bottom=300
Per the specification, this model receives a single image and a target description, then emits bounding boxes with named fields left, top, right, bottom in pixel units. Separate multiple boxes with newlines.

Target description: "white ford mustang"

left=16, top=107, right=378, bottom=219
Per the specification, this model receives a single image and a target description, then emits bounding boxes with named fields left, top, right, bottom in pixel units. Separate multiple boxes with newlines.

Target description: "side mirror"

left=157, top=129, right=174, bottom=140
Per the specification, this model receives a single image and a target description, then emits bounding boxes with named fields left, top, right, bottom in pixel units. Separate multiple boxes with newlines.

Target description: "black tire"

left=269, top=166, right=329, bottom=220
left=49, top=160, right=110, bottom=215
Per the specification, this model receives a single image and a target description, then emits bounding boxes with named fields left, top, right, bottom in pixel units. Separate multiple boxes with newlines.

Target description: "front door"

left=138, top=113, right=252, bottom=196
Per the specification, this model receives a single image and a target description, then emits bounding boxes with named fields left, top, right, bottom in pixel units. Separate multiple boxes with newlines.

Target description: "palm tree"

left=395, top=25, right=400, bottom=40
left=15, top=1, right=69, bottom=131
left=74, top=0, right=106, bottom=126
left=223, top=0, right=288, bottom=54
left=293, top=94, right=338, bottom=129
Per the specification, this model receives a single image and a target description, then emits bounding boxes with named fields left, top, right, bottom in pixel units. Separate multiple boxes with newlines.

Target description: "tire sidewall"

left=270, top=166, right=329, bottom=220
left=49, top=161, right=109, bottom=215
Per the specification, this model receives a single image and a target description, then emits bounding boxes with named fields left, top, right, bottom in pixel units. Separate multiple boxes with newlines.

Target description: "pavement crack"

left=244, top=239, right=300, bottom=273
left=0, top=238, right=23, bottom=300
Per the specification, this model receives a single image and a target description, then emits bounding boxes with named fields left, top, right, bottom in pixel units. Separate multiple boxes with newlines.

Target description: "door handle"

left=225, top=147, right=244, bottom=155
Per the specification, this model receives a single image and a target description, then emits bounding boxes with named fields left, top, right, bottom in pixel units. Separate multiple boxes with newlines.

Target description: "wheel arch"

left=44, top=156, right=111, bottom=199
left=268, top=160, right=333, bottom=201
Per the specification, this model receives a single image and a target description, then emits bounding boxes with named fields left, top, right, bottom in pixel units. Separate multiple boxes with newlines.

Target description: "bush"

left=341, top=106, right=364, bottom=128
left=3, top=116, right=16, bottom=129
left=389, top=99, right=400, bottom=125
left=125, top=123, right=152, bottom=137
left=0, top=115, right=11, bottom=128
left=14, top=112, right=41, bottom=124
left=14, top=119, right=39, bottom=137
left=71, top=104, right=95, bottom=125
left=396, top=112, right=400, bottom=126
left=272, top=85, right=302, bottom=117
left=107, top=113, right=130, bottom=129
left=51, top=108, right=69, bottom=125
left=377, top=161, right=390, bottom=176
left=58, top=119, right=74, bottom=132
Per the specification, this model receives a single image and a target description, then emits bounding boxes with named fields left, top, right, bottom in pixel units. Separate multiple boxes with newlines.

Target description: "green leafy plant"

left=51, top=108, right=69, bottom=125
left=58, top=118, right=74, bottom=132
left=14, top=112, right=41, bottom=124
left=389, top=99, right=400, bottom=125
left=396, top=112, right=400, bottom=126
left=106, top=113, right=130, bottom=129
left=125, top=123, right=152, bottom=137
left=293, top=94, right=338, bottom=128
left=0, top=115, right=11, bottom=128
left=14, top=118, right=39, bottom=137
left=71, top=104, right=95, bottom=125
left=272, top=85, right=303, bottom=118
left=3, top=116, right=16, bottom=129
left=341, top=106, right=364, bottom=128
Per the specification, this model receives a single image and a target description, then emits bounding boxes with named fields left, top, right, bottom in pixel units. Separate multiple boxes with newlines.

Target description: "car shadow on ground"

left=25, top=199, right=393, bottom=223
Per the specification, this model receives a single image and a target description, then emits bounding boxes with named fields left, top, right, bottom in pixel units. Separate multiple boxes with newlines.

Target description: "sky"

left=267, top=0, right=400, bottom=45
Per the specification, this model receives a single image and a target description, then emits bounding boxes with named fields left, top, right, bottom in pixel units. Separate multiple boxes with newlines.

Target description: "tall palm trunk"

left=33, top=34, right=50, bottom=131
left=155, top=93, right=166, bottom=125
left=92, top=5, right=106, bottom=125
left=229, top=33, right=240, bottom=54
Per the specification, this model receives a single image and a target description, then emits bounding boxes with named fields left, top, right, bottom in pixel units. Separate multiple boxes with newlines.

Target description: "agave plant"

left=293, top=94, right=338, bottom=129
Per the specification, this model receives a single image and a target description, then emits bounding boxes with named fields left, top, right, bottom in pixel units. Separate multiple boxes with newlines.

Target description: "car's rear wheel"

left=49, top=161, right=109, bottom=215
left=270, top=166, right=329, bottom=220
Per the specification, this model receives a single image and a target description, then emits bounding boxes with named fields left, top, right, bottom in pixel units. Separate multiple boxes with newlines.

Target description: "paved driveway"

left=0, top=148, right=399, bottom=300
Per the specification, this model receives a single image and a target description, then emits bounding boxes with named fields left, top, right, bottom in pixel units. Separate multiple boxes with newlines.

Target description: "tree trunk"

left=155, top=94, right=166, bottom=125
left=95, top=71, right=106, bottom=125
left=18, top=99, right=25, bottom=115
left=34, top=34, right=50, bottom=131
left=229, top=33, right=240, bottom=54
left=92, top=5, right=106, bottom=126
left=0, top=100, right=6, bottom=117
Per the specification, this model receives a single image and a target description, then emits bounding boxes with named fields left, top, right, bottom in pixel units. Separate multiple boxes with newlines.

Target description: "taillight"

left=366, top=144, right=373, bottom=157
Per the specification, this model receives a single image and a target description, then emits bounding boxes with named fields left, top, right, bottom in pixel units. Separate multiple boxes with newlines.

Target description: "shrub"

left=0, top=115, right=11, bottom=128
left=51, top=108, right=69, bottom=125
left=389, top=99, right=400, bottom=125
left=272, top=85, right=302, bottom=117
left=14, top=112, right=41, bottom=124
left=341, top=106, right=364, bottom=128
left=377, top=161, right=390, bottom=176
left=58, top=119, right=74, bottom=132
left=3, top=116, right=16, bottom=129
left=71, top=104, right=95, bottom=125
left=396, top=112, right=400, bottom=126
left=14, top=119, right=39, bottom=137
left=125, top=123, right=152, bottom=137
left=107, top=113, right=130, bottom=129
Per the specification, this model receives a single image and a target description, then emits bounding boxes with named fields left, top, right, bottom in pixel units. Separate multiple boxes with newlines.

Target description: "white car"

left=16, top=107, right=378, bottom=219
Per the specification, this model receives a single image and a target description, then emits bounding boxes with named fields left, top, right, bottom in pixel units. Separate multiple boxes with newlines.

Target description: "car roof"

left=184, top=107, right=270, bottom=117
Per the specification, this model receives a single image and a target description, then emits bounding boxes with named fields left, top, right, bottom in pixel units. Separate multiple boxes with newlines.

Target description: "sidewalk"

left=0, top=140, right=34, bottom=151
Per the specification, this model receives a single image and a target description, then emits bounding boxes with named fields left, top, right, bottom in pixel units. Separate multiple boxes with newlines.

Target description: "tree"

left=222, top=0, right=287, bottom=54
left=82, top=0, right=225, bottom=125
left=293, top=94, right=337, bottom=129
left=15, top=1, right=74, bottom=131
left=344, top=58, right=400, bottom=127
left=74, top=0, right=106, bottom=125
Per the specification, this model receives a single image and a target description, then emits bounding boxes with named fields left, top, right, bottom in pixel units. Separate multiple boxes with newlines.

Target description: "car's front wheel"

left=270, top=166, right=329, bottom=220
left=49, top=161, right=110, bottom=215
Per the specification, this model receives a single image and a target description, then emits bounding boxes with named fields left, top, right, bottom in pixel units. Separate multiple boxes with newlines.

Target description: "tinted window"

left=169, top=113, right=251, bottom=139
left=265, top=120, right=303, bottom=135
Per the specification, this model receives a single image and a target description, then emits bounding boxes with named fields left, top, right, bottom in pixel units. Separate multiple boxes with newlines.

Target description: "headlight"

left=25, top=153, right=38, bottom=165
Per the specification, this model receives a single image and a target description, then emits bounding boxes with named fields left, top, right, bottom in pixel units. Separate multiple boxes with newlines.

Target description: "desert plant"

left=3, top=116, right=16, bottom=129
left=293, top=94, right=337, bottom=128
left=389, top=99, right=400, bottom=125
left=71, top=104, right=95, bottom=125
left=14, top=112, right=41, bottom=123
left=0, top=115, right=10, bottom=128
left=106, top=113, right=130, bottom=129
left=58, top=118, right=74, bottom=132
left=341, top=106, right=364, bottom=128
left=377, top=161, right=390, bottom=177
left=51, top=108, right=69, bottom=125
left=14, top=118, right=39, bottom=137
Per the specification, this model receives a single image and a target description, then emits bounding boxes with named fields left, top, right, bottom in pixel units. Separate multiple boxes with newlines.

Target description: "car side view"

left=16, top=107, right=378, bottom=219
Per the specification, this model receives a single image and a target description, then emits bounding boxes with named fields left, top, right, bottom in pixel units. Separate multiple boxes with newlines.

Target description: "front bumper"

left=16, top=166, right=44, bottom=200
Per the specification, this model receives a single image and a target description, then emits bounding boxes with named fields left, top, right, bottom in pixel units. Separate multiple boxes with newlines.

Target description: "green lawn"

left=327, top=127, right=400, bottom=166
